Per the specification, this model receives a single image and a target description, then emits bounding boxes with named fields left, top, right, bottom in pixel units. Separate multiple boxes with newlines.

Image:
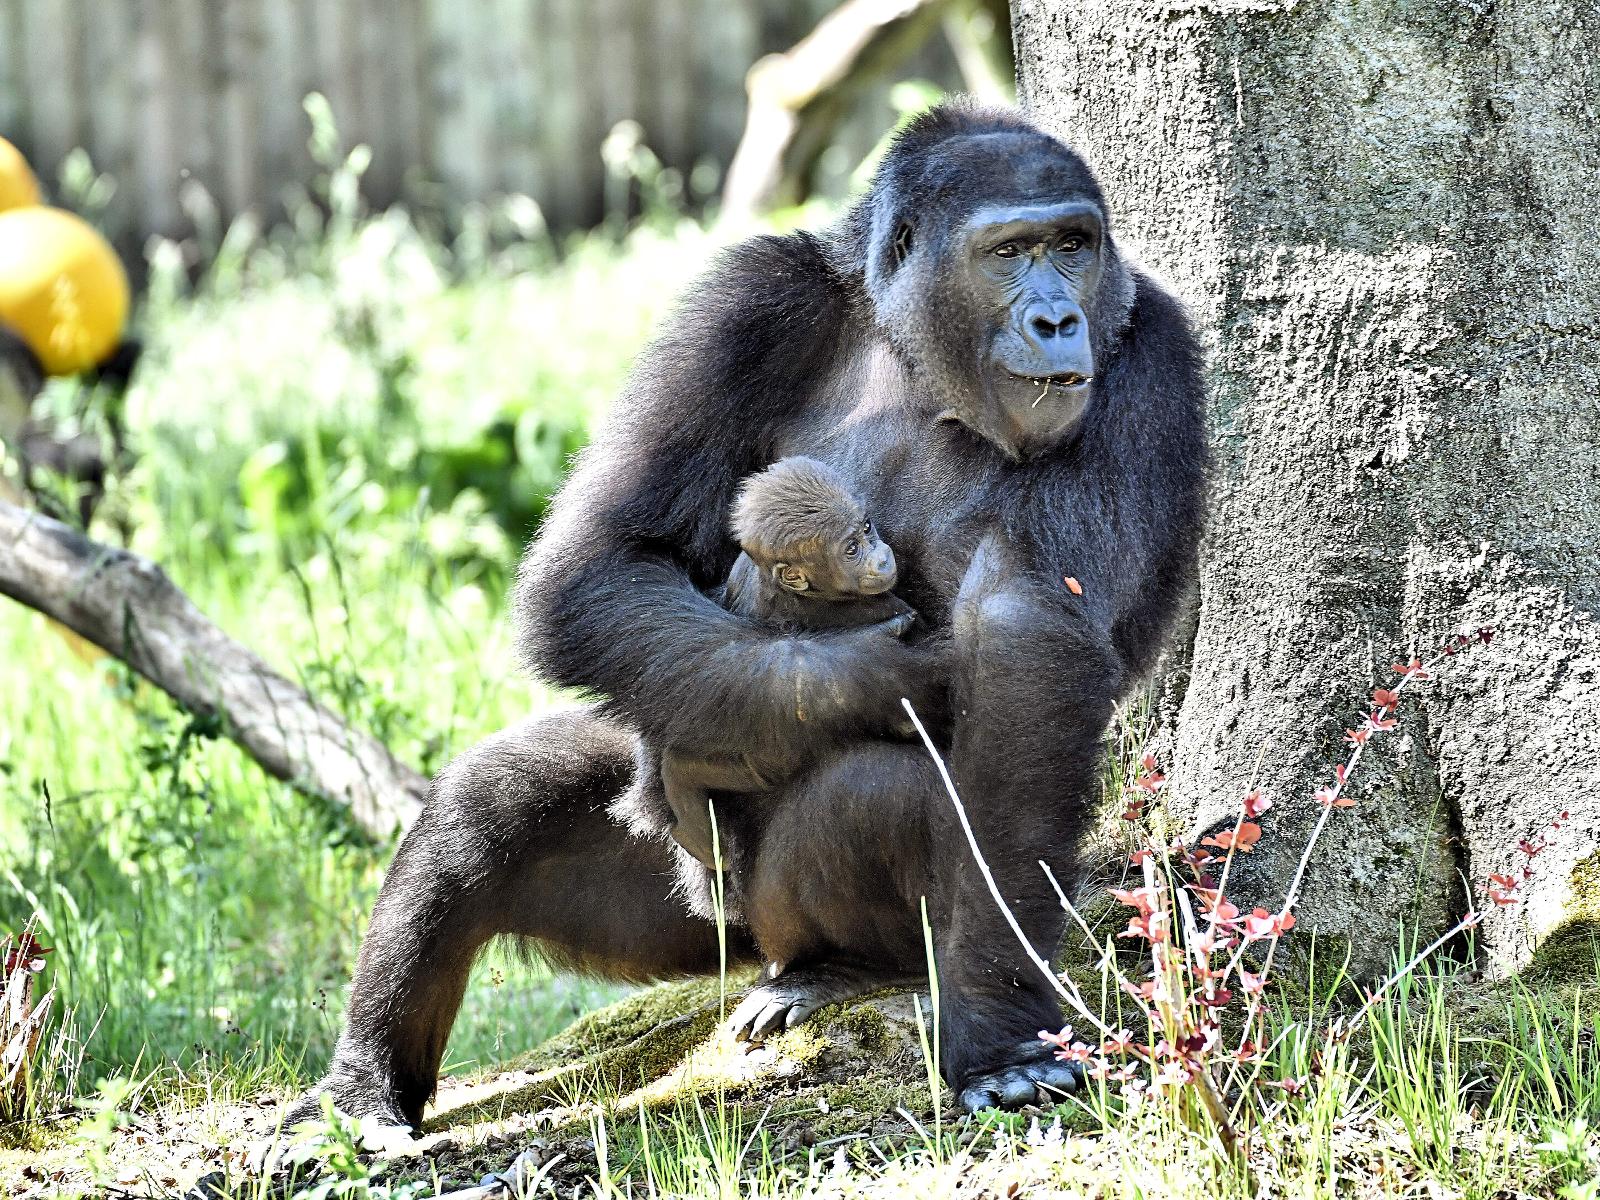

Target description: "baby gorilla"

left=637, top=455, right=915, bottom=866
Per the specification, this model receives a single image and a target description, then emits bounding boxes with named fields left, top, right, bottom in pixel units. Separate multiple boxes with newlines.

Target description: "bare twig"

left=901, top=698, right=1112, bottom=1037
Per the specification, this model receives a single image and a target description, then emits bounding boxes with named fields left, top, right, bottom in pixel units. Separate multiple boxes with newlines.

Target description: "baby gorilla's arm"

left=662, top=749, right=774, bottom=866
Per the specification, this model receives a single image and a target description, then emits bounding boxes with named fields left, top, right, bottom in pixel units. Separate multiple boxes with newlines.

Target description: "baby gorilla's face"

left=778, top=516, right=897, bottom=600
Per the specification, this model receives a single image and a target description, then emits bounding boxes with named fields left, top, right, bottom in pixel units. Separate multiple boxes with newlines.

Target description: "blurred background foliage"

left=0, top=3, right=1005, bottom=1129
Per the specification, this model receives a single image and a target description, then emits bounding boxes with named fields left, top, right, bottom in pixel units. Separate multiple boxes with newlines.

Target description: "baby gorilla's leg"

left=661, top=750, right=770, bottom=866
left=730, top=744, right=941, bottom=1042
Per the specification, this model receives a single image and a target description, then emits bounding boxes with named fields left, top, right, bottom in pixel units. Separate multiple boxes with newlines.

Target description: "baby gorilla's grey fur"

left=629, top=456, right=916, bottom=866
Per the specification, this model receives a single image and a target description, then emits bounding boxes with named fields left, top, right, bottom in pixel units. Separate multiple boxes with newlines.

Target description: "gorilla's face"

left=956, top=200, right=1107, bottom=458
left=865, top=135, right=1132, bottom=461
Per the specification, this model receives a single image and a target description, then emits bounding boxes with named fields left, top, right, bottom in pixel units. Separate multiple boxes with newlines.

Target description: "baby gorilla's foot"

left=957, top=1039, right=1083, bottom=1112
left=728, top=961, right=913, bottom=1044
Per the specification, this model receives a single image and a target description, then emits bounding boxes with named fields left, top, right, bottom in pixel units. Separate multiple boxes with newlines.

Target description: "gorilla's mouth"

left=1007, top=370, right=1093, bottom=390
left=1005, top=371, right=1093, bottom=408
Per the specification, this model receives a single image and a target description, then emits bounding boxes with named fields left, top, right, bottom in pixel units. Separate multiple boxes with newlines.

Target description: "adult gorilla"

left=298, top=103, right=1207, bottom=1127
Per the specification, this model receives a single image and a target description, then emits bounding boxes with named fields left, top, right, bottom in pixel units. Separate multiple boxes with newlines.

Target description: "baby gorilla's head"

left=731, top=456, right=897, bottom=600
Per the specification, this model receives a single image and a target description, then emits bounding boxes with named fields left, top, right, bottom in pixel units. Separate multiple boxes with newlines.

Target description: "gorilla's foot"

left=956, top=1039, right=1082, bottom=1112
left=282, top=1063, right=421, bottom=1136
left=729, top=961, right=915, bottom=1044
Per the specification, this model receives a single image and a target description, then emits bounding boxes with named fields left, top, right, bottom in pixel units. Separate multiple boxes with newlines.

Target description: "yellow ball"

left=0, top=206, right=129, bottom=376
left=0, top=137, right=41, bottom=212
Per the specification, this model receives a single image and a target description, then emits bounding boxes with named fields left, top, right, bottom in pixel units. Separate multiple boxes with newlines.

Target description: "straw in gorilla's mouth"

left=1010, top=371, right=1093, bottom=406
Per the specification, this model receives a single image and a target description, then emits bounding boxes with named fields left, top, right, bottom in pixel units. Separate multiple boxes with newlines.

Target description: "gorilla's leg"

left=742, top=737, right=1083, bottom=1109
left=295, top=710, right=755, bottom=1130
left=934, top=550, right=1113, bottom=1112
left=722, top=746, right=935, bottom=1045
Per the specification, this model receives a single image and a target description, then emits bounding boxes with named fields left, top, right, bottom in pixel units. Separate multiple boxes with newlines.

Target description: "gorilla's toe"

left=282, top=1073, right=417, bottom=1135
left=729, top=962, right=915, bottom=1045
left=957, top=1043, right=1082, bottom=1112
left=728, top=981, right=820, bottom=1043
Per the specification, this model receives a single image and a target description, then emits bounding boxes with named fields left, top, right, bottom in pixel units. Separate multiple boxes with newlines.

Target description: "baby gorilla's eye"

left=862, top=520, right=873, bottom=536
left=844, top=539, right=860, bottom=559
left=1056, top=234, right=1086, bottom=253
left=992, top=242, right=1022, bottom=259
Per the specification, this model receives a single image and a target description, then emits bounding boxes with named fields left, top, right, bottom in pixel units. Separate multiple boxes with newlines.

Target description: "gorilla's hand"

left=872, top=612, right=916, bottom=640
left=957, top=1040, right=1083, bottom=1111
left=799, top=619, right=942, bottom=738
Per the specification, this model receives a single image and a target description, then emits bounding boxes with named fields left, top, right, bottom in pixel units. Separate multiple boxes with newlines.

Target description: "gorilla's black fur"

left=634, top=454, right=920, bottom=870
left=296, top=102, right=1208, bottom=1126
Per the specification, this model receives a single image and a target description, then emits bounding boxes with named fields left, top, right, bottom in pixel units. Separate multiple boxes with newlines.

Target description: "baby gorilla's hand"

left=874, top=611, right=916, bottom=639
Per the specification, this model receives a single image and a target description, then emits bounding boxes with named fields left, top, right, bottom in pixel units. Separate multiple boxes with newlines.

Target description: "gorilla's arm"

left=935, top=279, right=1209, bottom=1106
left=516, top=235, right=935, bottom=759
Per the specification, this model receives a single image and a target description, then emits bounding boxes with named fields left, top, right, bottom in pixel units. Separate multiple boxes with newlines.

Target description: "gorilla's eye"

left=891, top=222, right=914, bottom=267
left=862, top=520, right=873, bottom=536
left=844, top=539, right=860, bottom=559
left=1056, top=234, right=1087, bottom=253
left=992, top=242, right=1022, bottom=259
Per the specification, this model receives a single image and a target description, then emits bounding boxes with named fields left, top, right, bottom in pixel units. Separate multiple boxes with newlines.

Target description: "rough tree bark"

left=0, top=500, right=425, bottom=838
left=1015, top=0, right=1599, bottom=976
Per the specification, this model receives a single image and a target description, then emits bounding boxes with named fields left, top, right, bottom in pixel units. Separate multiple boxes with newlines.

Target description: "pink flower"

left=1101, top=1029, right=1137, bottom=1056
left=1242, top=789, right=1273, bottom=819
left=1243, top=908, right=1296, bottom=940
left=1204, top=898, right=1242, bottom=928
left=1120, top=911, right=1169, bottom=943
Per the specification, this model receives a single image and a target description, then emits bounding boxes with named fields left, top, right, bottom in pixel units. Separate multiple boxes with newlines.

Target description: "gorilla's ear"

left=862, top=197, right=914, bottom=292
left=1092, top=244, right=1139, bottom=359
left=890, top=221, right=914, bottom=269
left=773, top=563, right=810, bottom=593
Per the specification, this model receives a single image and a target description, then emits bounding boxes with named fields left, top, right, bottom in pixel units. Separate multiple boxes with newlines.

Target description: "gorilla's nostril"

left=1031, top=316, right=1058, bottom=338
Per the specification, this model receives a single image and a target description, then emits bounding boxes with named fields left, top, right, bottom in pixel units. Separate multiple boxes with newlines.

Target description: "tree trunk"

left=1014, top=0, right=1600, bottom=977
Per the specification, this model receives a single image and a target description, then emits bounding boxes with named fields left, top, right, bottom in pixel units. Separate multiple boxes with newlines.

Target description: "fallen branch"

left=0, top=500, right=425, bottom=838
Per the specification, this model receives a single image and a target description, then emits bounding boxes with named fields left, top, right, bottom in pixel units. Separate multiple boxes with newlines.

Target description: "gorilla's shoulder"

left=1122, top=267, right=1204, bottom=383
left=692, top=230, right=859, bottom=325
left=634, top=231, right=861, bottom=417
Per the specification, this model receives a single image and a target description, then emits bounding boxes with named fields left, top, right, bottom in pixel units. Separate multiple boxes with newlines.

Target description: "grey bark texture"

left=0, top=500, right=425, bottom=839
left=1014, top=0, right=1600, bottom=976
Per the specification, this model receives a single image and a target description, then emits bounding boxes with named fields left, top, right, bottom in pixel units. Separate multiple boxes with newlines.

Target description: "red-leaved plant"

left=0, top=924, right=53, bottom=1121
left=907, top=625, right=1560, bottom=1162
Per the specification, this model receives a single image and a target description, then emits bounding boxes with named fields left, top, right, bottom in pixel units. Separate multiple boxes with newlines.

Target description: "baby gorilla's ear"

left=773, top=563, right=810, bottom=593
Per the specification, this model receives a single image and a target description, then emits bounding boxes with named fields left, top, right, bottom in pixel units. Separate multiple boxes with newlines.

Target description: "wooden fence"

left=0, top=0, right=954, bottom=253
